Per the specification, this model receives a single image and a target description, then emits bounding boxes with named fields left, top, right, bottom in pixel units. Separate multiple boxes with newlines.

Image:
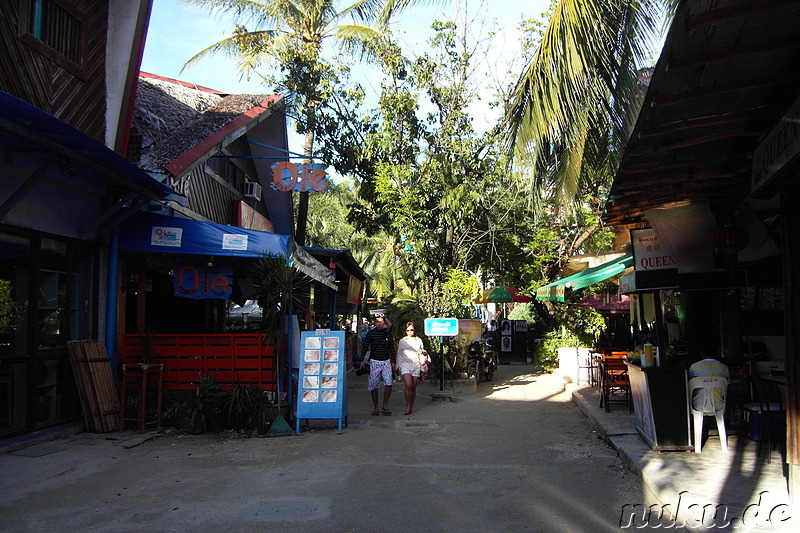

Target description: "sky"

left=140, top=0, right=553, bottom=153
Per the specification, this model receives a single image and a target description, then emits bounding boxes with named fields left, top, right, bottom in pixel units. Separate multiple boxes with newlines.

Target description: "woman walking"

left=396, top=322, right=428, bottom=415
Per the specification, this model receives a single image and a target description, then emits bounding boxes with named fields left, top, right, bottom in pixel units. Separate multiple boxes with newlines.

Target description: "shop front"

left=601, top=0, right=798, bottom=488
left=0, top=92, right=175, bottom=438
left=115, top=212, right=339, bottom=394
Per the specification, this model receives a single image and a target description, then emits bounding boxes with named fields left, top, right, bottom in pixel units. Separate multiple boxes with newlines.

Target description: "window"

left=30, top=0, right=83, bottom=63
left=19, top=0, right=87, bottom=77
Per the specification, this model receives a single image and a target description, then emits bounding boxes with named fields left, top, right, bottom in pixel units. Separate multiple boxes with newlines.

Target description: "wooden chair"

left=599, top=356, right=631, bottom=412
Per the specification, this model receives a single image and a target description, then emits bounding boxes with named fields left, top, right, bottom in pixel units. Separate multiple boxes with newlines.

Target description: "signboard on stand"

left=424, top=318, right=459, bottom=337
left=296, top=330, right=347, bottom=433
left=424, top=318, right=458, bottom=395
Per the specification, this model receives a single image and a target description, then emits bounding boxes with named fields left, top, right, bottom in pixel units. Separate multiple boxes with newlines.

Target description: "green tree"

left=505, top=0, right=666, bottom=208
left=181, top=0, right=443, bottom=246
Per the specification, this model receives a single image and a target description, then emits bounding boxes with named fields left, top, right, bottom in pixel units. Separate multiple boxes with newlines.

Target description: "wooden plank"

left=66, top=340, right=120, bottom=432
left=66, top=341, right=101, bottom=431
left=84, top=341, right=120, bottom=432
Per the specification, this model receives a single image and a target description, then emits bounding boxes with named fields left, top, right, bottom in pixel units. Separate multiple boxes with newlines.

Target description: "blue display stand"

left=296, top=330, right=348, bottom=434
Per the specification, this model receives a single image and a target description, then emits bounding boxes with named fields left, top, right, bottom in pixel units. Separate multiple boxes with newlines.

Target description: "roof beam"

left=614, top=172, right=738, bottom=192
left=668, top=35, right=800, bottom=69
left=687, top=0, right=800, bottom=30
left=640, top=109, right=764, bottom=136
left=627, top=130, right=761, bottom=156
left=652, top=78, right=790, bottom=106
left=0, top=154, right=57, bottom=222
left=619, top=154, right=744, bottom=175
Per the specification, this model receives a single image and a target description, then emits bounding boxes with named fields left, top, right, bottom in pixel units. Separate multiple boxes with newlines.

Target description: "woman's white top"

left=397, top=336, right=424, bottom=376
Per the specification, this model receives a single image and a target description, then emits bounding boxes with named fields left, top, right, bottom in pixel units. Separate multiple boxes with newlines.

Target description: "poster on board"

left=296, top=330, right=348, bottom=433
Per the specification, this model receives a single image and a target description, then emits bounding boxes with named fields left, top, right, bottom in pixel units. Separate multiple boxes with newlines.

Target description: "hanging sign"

left=631, top=228, right=676, bottom=271
left=271, top=162, right=328, bottom=192
left=234, top=201, right=274, bottom=233
left=296, top=330, right=347, bottom=434
left=752, top=94, right=800, bottom=196
left=173, top=265, right=232, bottom=299
left=346, top=275, right=362, bottom=304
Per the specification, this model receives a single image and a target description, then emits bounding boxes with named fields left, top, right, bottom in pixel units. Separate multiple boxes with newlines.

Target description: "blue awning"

left=119, top=212, right=336, bottom=289
left=0, top=90, right=175, bottom=198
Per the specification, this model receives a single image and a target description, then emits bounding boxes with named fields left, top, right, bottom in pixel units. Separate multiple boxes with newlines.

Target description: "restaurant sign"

left=271, top=162, right=328, bottom=192
left=752, top=94, right=800, bottom=196
left=631, top=228, right=675, bottom=271
left=173, top=265, right=232, bottom=300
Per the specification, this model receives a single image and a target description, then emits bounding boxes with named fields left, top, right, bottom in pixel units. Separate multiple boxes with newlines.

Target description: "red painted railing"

left=120, top=334, right=276, bottom=390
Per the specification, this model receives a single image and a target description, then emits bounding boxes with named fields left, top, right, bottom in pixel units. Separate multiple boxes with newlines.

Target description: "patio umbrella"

left=474, top=286, right=531, bottom=304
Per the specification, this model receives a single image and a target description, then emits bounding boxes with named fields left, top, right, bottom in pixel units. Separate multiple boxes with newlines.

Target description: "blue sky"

left=140, top=0, right=550, bottom=157
left=140, top=0, right=549, bottom=106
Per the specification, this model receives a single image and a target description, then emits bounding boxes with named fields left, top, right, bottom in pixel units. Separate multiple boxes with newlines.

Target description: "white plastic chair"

left=688, top=376, right=728, bottom=453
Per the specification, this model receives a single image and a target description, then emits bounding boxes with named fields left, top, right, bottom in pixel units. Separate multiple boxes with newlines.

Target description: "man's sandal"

left=371, top=409, right=380, bottom=416
left=382, top=408, right=392, bottom=416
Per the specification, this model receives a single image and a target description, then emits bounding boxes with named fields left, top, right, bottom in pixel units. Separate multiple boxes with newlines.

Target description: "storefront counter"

left=626, top=362, right=692, bottom=451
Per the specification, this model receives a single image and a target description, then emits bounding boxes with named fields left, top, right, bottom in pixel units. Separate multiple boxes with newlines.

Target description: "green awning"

left=536, top=253, right=633, bottom=302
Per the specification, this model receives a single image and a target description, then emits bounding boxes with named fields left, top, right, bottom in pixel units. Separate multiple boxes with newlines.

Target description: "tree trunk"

left=295, top=107, right=316, bottom=246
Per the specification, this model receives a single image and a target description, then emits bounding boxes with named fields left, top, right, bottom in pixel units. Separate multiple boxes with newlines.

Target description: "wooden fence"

left=119, top=334, right=276, bottom=390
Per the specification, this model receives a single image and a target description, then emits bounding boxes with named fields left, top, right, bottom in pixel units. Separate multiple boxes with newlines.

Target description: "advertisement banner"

left=296, top=330, right=347, bottom=433
left=173, top=265, right=233, bottom=299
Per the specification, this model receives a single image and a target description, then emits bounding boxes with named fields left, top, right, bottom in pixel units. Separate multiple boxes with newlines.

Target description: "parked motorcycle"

left=466, top=339, right=496, bottom=382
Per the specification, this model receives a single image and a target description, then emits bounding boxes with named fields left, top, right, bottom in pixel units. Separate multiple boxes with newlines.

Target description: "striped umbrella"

left=474, top=286, right=531, bottom=304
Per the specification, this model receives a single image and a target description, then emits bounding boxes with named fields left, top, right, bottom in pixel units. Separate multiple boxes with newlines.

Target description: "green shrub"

left=534, top=328, right=581, bottom=370
left=534, top=305, right=605, bottom=371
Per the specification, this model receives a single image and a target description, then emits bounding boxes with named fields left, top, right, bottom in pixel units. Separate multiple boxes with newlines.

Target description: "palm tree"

left=181, top=0, right=444, bottom=246
left=504, top=0, right=671, bottom=211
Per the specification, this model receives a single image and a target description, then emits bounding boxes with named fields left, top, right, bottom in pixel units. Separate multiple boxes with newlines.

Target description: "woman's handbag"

left=419, top=350, right=431, bottom=381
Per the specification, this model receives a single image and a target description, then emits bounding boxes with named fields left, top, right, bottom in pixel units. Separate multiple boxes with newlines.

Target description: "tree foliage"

left=181, top=0, right=443, bottom=245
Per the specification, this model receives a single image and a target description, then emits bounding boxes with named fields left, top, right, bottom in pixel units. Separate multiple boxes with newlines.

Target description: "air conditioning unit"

left=239, top=181, right=262, bottom=201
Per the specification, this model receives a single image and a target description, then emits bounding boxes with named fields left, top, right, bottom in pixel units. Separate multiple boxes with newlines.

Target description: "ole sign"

left=173, top=265, right=232, bottom=300
left=271, top=162, right=328, bottom=192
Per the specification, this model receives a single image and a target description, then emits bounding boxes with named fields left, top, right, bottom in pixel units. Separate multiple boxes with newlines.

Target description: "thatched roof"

left=132, top=75, right=274, bottom=174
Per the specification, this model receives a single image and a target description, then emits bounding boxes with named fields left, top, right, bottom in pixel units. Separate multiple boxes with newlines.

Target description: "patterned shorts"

left=368, top=359, right=393, bottom=391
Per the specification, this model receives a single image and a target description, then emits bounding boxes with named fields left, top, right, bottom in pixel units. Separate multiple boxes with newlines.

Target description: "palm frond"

left=505, top=0, right=663, bottom=207
left=330, top=24, right=384, bottom=60
left=376, top=0, right=449, bottom=29
left=181, top=0, right=283, bottom=27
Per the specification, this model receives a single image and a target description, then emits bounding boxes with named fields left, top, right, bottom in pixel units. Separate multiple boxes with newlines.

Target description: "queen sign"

left=271, top=161, right=328, bottom=192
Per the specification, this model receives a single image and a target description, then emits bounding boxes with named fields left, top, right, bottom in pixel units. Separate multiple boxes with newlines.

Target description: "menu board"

left=296, top=330, right=347, bottom=433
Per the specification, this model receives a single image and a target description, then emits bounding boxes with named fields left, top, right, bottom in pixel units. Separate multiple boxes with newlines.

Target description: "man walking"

left=359, top=316, right=396, bottom=415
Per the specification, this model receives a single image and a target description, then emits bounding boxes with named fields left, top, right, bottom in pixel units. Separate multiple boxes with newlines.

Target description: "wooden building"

left=0, top=0, right=172, bottom=438
left=605, top=0, right=800, bottom=497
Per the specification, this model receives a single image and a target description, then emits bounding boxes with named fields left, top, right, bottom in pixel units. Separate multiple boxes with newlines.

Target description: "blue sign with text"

left=424, top=318, right=459, bottom=336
